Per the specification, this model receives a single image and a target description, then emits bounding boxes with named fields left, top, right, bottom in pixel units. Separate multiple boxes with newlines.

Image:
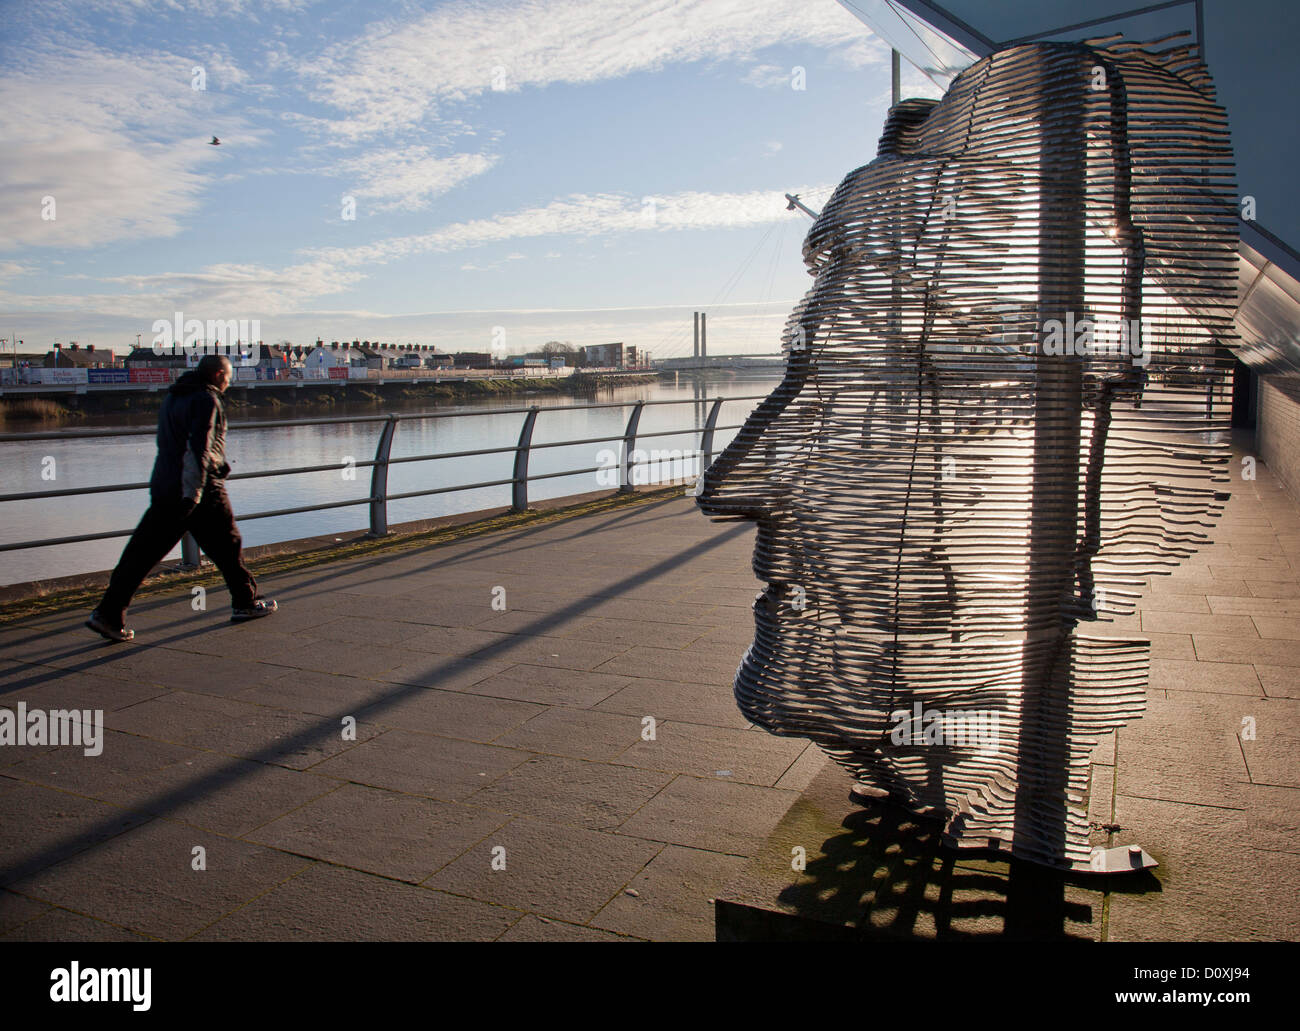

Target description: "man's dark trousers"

left=97, top=482, right=258, bottom=623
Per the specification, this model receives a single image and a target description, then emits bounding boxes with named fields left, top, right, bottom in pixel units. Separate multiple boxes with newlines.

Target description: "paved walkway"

left=0, top=456, right=1297, bottom=941
left=0, top=492, right=822, bottom=941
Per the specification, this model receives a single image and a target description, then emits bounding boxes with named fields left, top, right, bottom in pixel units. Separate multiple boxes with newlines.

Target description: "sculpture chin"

left=849, top=781, right=946, bottom=820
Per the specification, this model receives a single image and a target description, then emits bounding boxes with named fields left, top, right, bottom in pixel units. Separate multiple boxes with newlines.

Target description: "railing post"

left=512, top=407, right=539, bottom=512
left=180, top=532, right=200, bottom=569
left=368, top=415, right=399, bottom=537
left=619, top=400, right=645, bottom=494
left=699, top=397, right=724, bottom=470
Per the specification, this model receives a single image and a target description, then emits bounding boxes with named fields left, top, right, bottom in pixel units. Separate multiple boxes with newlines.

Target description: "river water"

left=0, top=371, right=780, bottom=586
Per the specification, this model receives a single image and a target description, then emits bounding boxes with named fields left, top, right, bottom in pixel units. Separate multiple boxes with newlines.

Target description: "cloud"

left=3, top=180, right=824, bottom=317
left=300, top=0, right=871, bottom=140
left=1, top=260, right=362, bottom=317
left=50, top=0, right=320, bottom=19
left=0, top=44, right=257, bottom=250
left=459, top=251, right=528, bottom=273
left=339, top=147, right=499, bottom=213
left=742, top=63, right=794, bottom=89
left=309, top=184, right=828, bottom=267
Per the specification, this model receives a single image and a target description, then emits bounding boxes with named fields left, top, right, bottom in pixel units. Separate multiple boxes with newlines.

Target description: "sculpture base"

left=844, top=779, right=1158, bottom=875
left=714, top=760, right=1119, bottom=941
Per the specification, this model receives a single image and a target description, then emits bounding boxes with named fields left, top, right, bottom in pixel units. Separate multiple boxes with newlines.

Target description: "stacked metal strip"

left=697, top=40, right=1238, bottom=870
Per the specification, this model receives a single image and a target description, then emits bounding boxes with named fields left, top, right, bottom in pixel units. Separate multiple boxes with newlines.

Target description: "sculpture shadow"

left=719, top=794, right=1160, bottom=941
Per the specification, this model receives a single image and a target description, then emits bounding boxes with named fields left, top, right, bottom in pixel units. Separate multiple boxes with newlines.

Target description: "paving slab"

left=0, top=888, right=52, bottom=934
left=465, top=755, right=673, bottom=831
left=494, top=707, right=646, bottom=762
left=246, top=782, right=507, bottom=884
left=309, top=729, right=531, bottom=801
left=1109, top=795, right=1299, bottom=941
left=595, top=677, right=752, bottom=730
left=1256, top=664, right=1299, bottom=698
left=591, top=844, right=748, bottom=942
left=191, top=862, right=519, bottom=942
left=618, top=773, right=800, bottom=855
left=1, top=907, right=153, bottom=941
left=618, top=720, right=806, bottom=786
left=2, top=731, right=341, bottom=836
left=6, top=817, right=311, bottom=940
left=355, top=683, right=542, bottom=741
left=104, top=691, right=385, bottom=770
left=498, top=913, right=639, bottom=941
left=455, top=664, right=631, bottom=708
left=424, top=816, right=661, bottom=924
left=0, top=781, right=149, bottom=886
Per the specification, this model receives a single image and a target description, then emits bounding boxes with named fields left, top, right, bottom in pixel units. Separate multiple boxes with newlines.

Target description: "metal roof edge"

left=1241, top=220, right=1300, bottom=286
left=887, top=0, right=995, bottom=56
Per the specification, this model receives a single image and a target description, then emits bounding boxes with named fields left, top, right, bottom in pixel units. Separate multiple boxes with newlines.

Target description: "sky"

left=0, top=0, right=941, bottom=360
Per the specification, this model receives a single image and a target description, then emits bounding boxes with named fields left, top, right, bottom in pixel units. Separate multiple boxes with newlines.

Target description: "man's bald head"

left=197, top=354, right=233, bottom=392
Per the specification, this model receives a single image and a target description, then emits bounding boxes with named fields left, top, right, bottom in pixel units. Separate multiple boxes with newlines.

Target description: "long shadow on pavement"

left=0, top=519, right=752, bottom=887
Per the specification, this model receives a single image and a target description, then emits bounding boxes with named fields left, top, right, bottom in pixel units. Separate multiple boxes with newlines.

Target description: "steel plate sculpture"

left=697, top=38, right=1238, bottom=870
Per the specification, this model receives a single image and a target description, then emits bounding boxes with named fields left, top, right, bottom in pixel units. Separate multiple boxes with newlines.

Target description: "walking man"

left=86, top=353, right=276, bottom=641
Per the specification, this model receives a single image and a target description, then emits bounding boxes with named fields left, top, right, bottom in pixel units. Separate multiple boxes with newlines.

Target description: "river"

left=0, top=371, right=781, bottom=587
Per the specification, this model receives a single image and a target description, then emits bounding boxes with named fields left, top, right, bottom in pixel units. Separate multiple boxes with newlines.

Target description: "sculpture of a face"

left=697, top=41, right=1237, bottom=869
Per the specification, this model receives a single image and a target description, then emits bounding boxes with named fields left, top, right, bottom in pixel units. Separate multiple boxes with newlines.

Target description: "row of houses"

left=7, top=338, right=651, bottom=373
left=115, top=340, right=461, bottom=373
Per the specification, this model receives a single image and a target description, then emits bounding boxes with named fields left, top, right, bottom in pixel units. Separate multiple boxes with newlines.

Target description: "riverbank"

left=0, top=371, right=660, bottom=426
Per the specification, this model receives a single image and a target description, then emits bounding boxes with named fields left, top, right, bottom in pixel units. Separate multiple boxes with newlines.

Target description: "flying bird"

left=209, top=136, right=221, bottom=146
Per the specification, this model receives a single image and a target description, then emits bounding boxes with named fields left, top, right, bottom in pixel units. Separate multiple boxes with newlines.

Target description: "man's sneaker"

left=86, top=610, right=134, bottom=642
left=231, top=599, right=278, bottom=623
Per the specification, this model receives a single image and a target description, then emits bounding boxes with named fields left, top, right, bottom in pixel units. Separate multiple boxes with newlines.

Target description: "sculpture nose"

left=695, top=350, right=812, bottom=523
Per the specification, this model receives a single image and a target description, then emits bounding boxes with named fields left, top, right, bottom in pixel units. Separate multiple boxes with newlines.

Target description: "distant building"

left=425, top=353, right=454, bottom=369
left=250, top=344, right=298, bottom=374
left=304, top=344, right=365, bottom=369
left=581, top=342, right=624, bottom=368
left=123, top=346, right=187, bottom=370
left=44, top=343, right=115, bottom=368
left=351, top=344, right=387, bottom=370
left=453, top=352, right=494, bottom=369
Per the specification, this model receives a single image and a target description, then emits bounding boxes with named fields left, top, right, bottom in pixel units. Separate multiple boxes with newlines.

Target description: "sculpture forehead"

left=808, top=38, right=1195, bottom=238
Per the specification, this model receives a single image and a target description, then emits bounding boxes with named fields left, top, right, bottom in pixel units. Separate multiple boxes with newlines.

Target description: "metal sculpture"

left=697, top=38, right=1238, bottom=871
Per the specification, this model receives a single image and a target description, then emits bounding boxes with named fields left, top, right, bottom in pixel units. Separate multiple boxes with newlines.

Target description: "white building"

left=303, top=345, right=366, bottom=369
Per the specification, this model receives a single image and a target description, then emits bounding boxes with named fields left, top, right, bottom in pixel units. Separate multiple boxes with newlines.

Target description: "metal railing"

left=0, top=394, right=764, bottom=565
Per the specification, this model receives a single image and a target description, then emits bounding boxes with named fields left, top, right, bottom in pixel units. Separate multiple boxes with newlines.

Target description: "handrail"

left=0, top=392, right=763, bottom=557
left=0, top=394, right=770, bottom=443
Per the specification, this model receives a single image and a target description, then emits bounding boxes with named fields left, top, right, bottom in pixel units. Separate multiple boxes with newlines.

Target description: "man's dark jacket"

left=149, top=371, right=229, bottom=505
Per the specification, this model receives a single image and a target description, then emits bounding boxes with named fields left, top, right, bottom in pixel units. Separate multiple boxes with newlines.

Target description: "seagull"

left=209, top=136, right=221, bottom=146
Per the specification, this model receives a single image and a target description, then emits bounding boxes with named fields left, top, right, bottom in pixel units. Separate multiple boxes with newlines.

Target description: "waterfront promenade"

left=1, top=459, right=1298, bottom=940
